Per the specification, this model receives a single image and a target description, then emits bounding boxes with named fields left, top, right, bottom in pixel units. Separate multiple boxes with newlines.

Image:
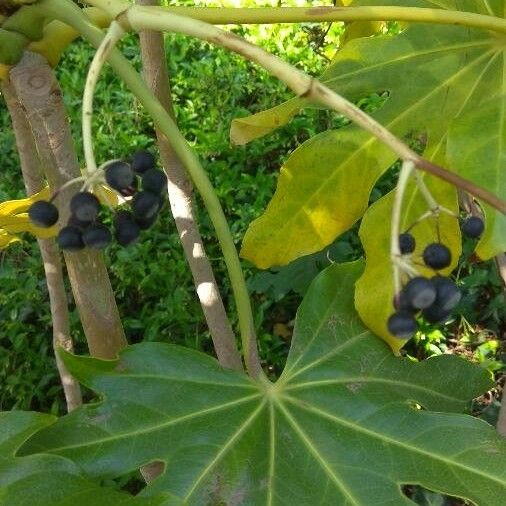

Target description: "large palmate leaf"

left=237, top=0, right=506, bottom=269
left=21, top=263, right=506, bottom=505
left=0, top=411, right=166, bottom=505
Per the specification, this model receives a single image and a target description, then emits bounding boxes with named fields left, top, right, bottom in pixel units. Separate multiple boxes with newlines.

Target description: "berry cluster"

left=28, top=150, right=167, bottom=251
left=388, top=215, right=485, bottom=339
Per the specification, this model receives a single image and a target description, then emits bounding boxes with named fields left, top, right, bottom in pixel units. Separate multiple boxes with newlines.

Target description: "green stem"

left=43, top=0, right=264, bottom=379
left=83, top=2, right=506, bottom=34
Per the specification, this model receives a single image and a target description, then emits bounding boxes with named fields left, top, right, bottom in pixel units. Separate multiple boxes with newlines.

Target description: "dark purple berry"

left=82, top=223, right=112, bottom=249
left=57, top=226, right=84, bottom=251
left=387, top=311, right=417, bottom=338
left=70, top=192, right=100, bottom=223
left=402, top=277, right=437, bottom=310
left=461, top=216, right=484, bottom=239
left=105, top=161, right=134, bottom=192
left=131, top=191, right=160, bottom=220
left=131, top=150, right=155, bottom=174
left=114, top=211, right=140, bottom=246
left=431, top=276, right=462, bottom=312
left=28, top=200, right=59, bottom=227
left=142, top=168, right=167, bottom=194
left=423, top=243, right=451, bottom=270
left=118, top=176, right=138, bottom=197
left=399, top=233, right=415, bottom=254
left=422, top=305, right=453, bottom=324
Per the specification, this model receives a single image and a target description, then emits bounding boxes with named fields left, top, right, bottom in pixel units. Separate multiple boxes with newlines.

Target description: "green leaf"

left=21, top=263, right=505, bottom=505
left=238, top=0, right=506, bottom=268
left=447, top=95, right=506, bottom=260
left=0, top=411, right=168, bottom=505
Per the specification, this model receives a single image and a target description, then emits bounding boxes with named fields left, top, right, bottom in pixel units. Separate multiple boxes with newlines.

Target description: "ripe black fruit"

left=402, top=276, right=437, bottom=309
left=70, top=192, right=100, bottom=222
left=28, top=200, right=59, bottom=227
left=431, top=276, right=461, bottom=311
left=82, top=223, right=112, bottom=249
left=422, top=305, right=452, bottom=324
left=132, top=191, right=160, bottom=219
left=135, top=213, right=158, bottom=230
left=461, top=216, right=484, bottom=239
left=114, top=211, right=140, bottom=246
left=105, top=161, right=134, bottom=192
left=67, top=213, right=90, bottom=230
left=142, top=168, right=167, bottom=194
left=399, top=232, right=415, bottom=254
left=423, top=242, right=451, bottom=270
left=118, top=176, right=138, bottom=197
left=131, top=150, right=155, bottom=174
left=387, top=311, right=417, bottom=338
left=57, top=226, right=84, bottom=251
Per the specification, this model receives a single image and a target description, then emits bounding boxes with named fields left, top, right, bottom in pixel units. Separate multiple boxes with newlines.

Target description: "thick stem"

left=137, top=0, right=243, bottom=373
left=8, top=51, right=128, bottom=359
left=83, top=2, right=506, bottom=33
left=46, top=0, right=263, bottom=378
left=122, top=6, right=506, bottom=215
left=1, top=78, right=82, bottom=412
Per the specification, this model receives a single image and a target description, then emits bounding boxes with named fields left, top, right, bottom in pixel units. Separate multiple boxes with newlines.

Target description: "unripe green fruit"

left=0, top=29, right=27, bottom=65
left=2, top=6, right=46, bottom=42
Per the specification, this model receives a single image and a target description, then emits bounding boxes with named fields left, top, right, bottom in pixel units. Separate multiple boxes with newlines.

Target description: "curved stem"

left=119, top=5, right=505, bottom=215
left=83, top=20, right=124, bottom=175
left=82, top=2, right=506, bottom=34
left=45, top=0, right=264, bottom=379
left=391, top=160, right=415, bottom=297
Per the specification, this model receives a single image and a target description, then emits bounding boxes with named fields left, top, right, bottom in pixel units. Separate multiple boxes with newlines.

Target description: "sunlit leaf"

left=238, top=1, right=505, bottom=268
left=21, top=263, right=505, bottom=505
left=447, top=95, right=506, bottom=260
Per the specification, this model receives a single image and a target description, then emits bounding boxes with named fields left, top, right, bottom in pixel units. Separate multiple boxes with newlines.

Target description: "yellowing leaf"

left=239, top=7, right=505, bottom=269
left=447, top=96, right=506, bottom=260
left=0, top=187, right=55, bottom=247
left=355, top=174, right=461, bottom=351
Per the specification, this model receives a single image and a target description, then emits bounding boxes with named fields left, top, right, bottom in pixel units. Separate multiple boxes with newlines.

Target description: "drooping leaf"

left=0, top=411, right=168, bottom=505
left=21, top=262, right=505, bottom=505
left=238, top=1, right=506, bottom=268
left=447, top=95, right=506, bottom=260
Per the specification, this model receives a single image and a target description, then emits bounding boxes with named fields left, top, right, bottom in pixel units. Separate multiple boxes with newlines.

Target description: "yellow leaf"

left=0, top=230, right=20, bottom=249
left=0, top=187, right=51, bottom=216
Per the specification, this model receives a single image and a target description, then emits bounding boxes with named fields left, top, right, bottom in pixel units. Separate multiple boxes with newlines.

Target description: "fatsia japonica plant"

left=0, top=0, right=505, bottom=504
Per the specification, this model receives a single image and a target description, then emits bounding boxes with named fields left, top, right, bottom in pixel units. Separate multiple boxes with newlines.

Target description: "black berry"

left=401, top=276, right=437, bottom=310
left=461, top=216, right=484, bottom=239
left=431, top=276, right=461, bottom=311
left=399, top=232, right=415, bottom=254
left=105, top=161, right=134, bottom=192
left=82, top=223, right=112, bottom=249
left=142, top=168, right=167, bottom=194
left=423, top=243, right=451, bottom=270
left=114, top=211, right=140, bottom=246
left=131, top=191, right=160, bottom=220
left=70, top=192, right=100, bottom=223
left=387, top=311, right=417, bottom=338
left=57, top=226, right=84, bottom=251
left=28, top=200, right=59, bottom=228
left=131, top=150, right=155, bottom=174
left=422, top=305, right=452, bottom=324
left=135, top=213, right=158, bottom=230
left=118, top=176, right=138, bottom=197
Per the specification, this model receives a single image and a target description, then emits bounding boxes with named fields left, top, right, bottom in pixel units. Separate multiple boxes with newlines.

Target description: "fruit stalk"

left=137, top=0, right=244, bottom=373
left=1, top=77, right=82, bottom=412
